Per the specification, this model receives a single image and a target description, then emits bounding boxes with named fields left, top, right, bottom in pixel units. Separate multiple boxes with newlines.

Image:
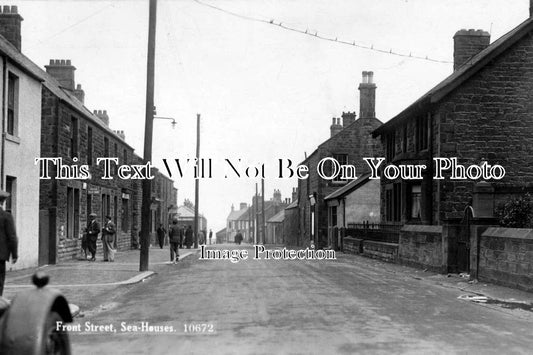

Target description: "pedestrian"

left=198, top=230, right=205, bottom=245
left=209, top=229, right=213, bottom=245
left=102, top=215, right=116, bottom=262
left=235, top=230, right=243, bottom=245
left=80, top=227, right=88, bottom=259
left=185, top=225, right=193, bottom=249
left=179, top=226, right=185, bottom=249
left=169, top=219, right=180, bottom=263
left=86, top=213, right=100, bottom=261
left=0, top=190, right=17, bottom=297
left=157, top=223, right=166, bottom=249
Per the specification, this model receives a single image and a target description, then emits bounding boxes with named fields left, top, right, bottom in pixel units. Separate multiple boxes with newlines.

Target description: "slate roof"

left=285, top=200, right=298, bottom=210
left=177, top=205, right=205, bottom=219
left=267, top=209, right=285, bottom=223
left=324, top=173, right=372, bottom=201
left=0, top=34, right=135, bottom=149
left=373, top=17, right=533, bottom=136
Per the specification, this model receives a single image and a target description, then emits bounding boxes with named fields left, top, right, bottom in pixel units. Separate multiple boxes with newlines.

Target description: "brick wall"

left=478, top=227, right=533, bottom=292
left=398, top=225, right=445, bottom=273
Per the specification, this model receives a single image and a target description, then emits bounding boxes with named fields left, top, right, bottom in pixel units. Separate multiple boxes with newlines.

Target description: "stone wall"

left=478, top=228, right=533, bottom=292
left=398, top=225, right=445, bottom=273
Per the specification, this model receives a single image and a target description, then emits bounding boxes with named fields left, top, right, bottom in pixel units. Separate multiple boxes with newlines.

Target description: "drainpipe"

left=427, top=111, right=433, bottom=225
left=1, top=56, right=7, bottom=190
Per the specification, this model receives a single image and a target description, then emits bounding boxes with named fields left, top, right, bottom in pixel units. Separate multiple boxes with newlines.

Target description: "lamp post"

left=309, top=193, right=316, bottom=248
left=154, top=116, right=177, bottom=129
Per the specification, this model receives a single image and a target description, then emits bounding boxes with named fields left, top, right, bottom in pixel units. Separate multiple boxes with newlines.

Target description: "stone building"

left=297, top=72, right=383, bottom=248
left=37, top=58, right=142, bottom=262
left=226, top=203, right=250, bottom=243
left=0, top=6, right=44, bottom=269
left=371, top=5, right=533, bottom=275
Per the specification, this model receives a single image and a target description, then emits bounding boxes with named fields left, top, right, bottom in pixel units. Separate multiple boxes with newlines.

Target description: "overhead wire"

left=191, top=0, right=452, bottom=64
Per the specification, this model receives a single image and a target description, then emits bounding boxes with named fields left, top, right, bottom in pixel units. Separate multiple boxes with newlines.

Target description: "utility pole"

left=254, top=183, right=258, bottom=244
left=193, top=113, right=200, bottom=249
left=140, top=0, right=157, bottom=272
left=261, top=179, right=265, bottom=244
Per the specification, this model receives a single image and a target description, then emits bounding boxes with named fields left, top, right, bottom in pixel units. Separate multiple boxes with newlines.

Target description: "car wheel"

left=43, top=311, right=71, bottom=355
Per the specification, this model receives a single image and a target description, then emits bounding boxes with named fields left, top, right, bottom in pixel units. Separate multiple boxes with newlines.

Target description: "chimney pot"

left=453, top=29, right=490, bottom=71
left=3, top=5, right=9, bottom=13
left=10, top=5, right=17, bottom=13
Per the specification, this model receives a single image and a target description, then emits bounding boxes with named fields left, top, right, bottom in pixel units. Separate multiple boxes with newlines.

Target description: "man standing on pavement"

left=102, top=215, right=116, bottom=262
left=209, top=229, right=213, bottom=245
left=86, top=213, right=100, bottom=261
left=169, top=219, right=180, bottom=263
left=185, top=225, right=193, bottom=249
left=0, top=190, right=17, bottom=296
left=157, top=223, right=166, bottom=249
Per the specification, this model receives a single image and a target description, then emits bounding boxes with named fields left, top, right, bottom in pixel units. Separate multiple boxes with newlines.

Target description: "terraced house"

left=369, top=4, right=533, bottom=288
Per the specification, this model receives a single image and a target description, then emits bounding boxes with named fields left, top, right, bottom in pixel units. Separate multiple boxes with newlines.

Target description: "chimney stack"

left=93, top=110, right=109, bottom=126
left=453, top=29, right=490, bottom=71
left=292, top=187, right=298, bottom=202
left=0, top=5, right=22, bottom=51
left=74, top=84, right=85, bottom=104
left=330, top=117, right=342, bottom=137
left=358, top=71, right=376, bottom=119
left=273, top=189, right=282, bottom=204
left=240, top=202, right=247, bottom=210
left=113, top=129, right=126, bottom=140
left=45, top=59, right=76, bottom=91
left=342, top=111, right=356, bottom=127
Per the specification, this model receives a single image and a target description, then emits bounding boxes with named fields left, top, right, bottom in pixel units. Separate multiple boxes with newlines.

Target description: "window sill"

left=5, top=133, right=20, bottom=144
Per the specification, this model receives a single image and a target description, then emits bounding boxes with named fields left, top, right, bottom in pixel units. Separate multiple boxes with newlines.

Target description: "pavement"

left=3, top=245, right=200, bottom=317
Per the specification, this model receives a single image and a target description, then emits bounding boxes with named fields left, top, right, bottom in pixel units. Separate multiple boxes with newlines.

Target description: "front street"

left=69, top=244, right=533, bottom=354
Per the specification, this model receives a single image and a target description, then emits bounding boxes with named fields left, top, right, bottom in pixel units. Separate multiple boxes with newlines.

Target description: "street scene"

left=0, top=0, right=533, bottom=354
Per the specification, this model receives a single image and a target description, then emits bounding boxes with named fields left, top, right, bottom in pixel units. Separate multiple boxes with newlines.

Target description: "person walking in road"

left=157, top=223, right=166, bottom=249
left=185, top=225, right=193, bottom=249
left=102, top=215, right=116, bottom=262
left=0, top=190, right=17, bottom=296
left=209, top=229, right=213, bottom=245
left=169, top=219, right=180, bottom=263
left=235, top=230, right=243, bottom=245
left=86, top=213, right=100, bottom=261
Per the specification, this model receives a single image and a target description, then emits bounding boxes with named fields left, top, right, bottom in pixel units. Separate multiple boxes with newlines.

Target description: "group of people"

left=156, top=222, right=213, bottom=263
left=81, top=213, right=116, bottom=262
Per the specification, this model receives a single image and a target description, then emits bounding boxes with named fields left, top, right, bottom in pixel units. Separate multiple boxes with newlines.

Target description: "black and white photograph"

left=0, top=0, right=533, bottom=353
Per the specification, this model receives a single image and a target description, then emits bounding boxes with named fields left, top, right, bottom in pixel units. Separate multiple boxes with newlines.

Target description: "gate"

left=448, top=207, right=472, bottom=273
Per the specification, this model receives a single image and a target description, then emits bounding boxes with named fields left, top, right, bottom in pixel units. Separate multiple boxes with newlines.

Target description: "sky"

left=13, top=0, right=529, bottom=231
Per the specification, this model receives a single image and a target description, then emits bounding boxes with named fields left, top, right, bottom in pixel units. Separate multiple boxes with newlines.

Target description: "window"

left=101, top=193, right=110, bottom=223
left=409, top=184, right=422, bottom=220
left=416, top=116, right=428, bottom=151
left=402, top=126, right=407, bottom=153
left=5, top=176, right=15, bottom=216
left=7, top=73, right=18, bottom=136
left=70, top=116, right=78, bottom=158
left=87, top=127, right=93, bottom=164
left=386, top=132, right=396, bottom=161
left=104, top=137, right=109, bottom=157
left=67, top=187, right=80, bottom=238
left=332, top=154, right=349, bottom=182
left=121, top=198, right=129, bottom=233
left=114, top=195, right=118, bottom=227
left=113, top=143, right=118, bottom=175
left=385, top=183, right=401, bottom=222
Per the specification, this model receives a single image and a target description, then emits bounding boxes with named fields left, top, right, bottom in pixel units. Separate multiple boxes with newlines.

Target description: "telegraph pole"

left=193, top=113, right=200, bottom=248
left=254, top=183, right=258, bottom=244
left=140, top=0, right=157, bottom=272
left=261, top=179, right=265, bottom=244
